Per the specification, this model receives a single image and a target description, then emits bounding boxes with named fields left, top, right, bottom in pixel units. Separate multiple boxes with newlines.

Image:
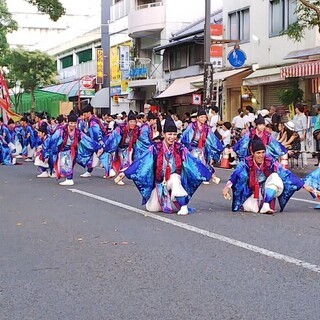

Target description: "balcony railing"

left=136, top=1, right=163, bottom=10
left=111, top=0, right=130, bottom=21
left=57, top=59, right=162, bottom=83
left=58, top=60, right=96, bottom=83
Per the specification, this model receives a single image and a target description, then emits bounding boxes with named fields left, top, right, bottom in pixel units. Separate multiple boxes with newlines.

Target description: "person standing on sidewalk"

left=313, top=107, right=320, bottom=167
left=293, top=103, right=308, bottom=167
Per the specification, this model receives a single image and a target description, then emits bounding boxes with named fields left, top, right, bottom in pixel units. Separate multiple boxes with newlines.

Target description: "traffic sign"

left=81, top=75, right=95, bottom=89
left=227, top=49, right=246, bottom=68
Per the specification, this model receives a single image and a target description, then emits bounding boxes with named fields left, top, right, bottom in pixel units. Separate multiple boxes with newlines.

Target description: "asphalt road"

left=0, top=162, right=320, bottom=320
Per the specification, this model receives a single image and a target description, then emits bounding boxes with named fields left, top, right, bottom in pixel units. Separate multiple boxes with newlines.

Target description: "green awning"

left=11, top=90, right=68, bottom=117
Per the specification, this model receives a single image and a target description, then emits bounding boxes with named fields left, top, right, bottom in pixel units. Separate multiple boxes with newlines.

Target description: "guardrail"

left=136, top=1, right=163, bottom=10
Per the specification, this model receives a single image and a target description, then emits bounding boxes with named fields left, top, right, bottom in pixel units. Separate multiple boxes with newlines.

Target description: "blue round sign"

left=227, top=49, right=246, bottom=68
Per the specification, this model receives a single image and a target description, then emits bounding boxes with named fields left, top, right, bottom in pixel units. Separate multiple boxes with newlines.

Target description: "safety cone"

left=220, top=148, right=231, bottom=169
left=280, top=153, right=289, bottom=169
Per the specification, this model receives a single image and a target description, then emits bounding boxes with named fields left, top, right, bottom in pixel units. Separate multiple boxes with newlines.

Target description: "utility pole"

left=101, top=0, right=111, bottom=113
left=203, top=0, right=213, bottom=107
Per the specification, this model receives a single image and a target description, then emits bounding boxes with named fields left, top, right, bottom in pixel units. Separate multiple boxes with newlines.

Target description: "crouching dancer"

left=222, top=137, right=314, bottom=214
left=115, top=116, right=214, bottom=215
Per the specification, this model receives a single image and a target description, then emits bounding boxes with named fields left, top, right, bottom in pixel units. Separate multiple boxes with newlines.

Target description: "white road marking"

left=69, top=188, right=320, bottom=274
left=291, top=197, right=319, bottom=205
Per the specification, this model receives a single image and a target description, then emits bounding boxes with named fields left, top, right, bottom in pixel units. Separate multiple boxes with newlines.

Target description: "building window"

left=228, top=8, right=250, bottom=42
left=189, top=44, right=203, bottom=66
left=170, top=47, right=187, bottom=70
left=270, top=0, right=297, bottom=36
left=77, top=49, right=92, bottom=64
left=60, top=55, right=73, bottom=69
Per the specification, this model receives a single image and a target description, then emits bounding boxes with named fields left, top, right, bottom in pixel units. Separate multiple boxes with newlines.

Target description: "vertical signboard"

left=210, top=23, right=223, bottom=69
left=96, top=48, right=104, bottom=85
left=119, top=46, right=130, bottom=71
left=203, top=62, right=213, bottom=106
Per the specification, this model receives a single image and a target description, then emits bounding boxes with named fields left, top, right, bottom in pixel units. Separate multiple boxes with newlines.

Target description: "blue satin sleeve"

left=277, top=165, right=304, bottom=211
left=233, top=134, right=250, bottom=161
left=76, top=134, right=100, bottom=167
left=229, top=161, right=252, bottom=211
left=303, top=168, right=320, bottom=192
left=266, top=138, right=287, bottom=158
left=180, top=124, right=193, bottom=150
left=204, top=131, right=224, bottom=163
left=124, top=146, right=155, bottom=204
left=135, top=125, right=153, bottom=158
left=104, top=127, right=122, bottom=153
left=3, top=126, right=11, bottom=144
left=181, top=148, right=212, bottom=200
left=88, top=123, right=103, bottom=143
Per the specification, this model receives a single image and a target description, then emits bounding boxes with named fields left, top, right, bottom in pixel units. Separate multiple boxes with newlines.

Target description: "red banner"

left=0, top=70, right=20, bottom=123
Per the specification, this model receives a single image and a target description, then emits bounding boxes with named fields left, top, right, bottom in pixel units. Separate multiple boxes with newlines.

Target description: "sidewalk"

left=289, top=155, right=319, bottom=177
left=219, top=155, right=319, bottom=178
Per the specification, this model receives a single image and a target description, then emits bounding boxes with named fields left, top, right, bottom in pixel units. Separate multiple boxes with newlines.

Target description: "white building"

left=7, top=0, right=100, bottom=50
left=222, top=0, right=320, bottom=120
left=30, top=0, right=222, bottom=114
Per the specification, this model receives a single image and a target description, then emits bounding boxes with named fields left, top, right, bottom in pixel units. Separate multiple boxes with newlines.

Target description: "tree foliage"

left=1, top=48, right=57, bottom=114
left=283, top=0, right=320, bottom=42
left=26, top=0, right=66, bottom=21
left=276, top=79, right=304, bottom=106
left=0, top=0, right=18, bottom=54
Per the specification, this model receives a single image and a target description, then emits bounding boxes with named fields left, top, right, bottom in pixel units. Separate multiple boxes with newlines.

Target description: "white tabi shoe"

left=24, top=158, right=33, bottom=162
left=259, top=202, right=275, bottom=214
left=37, top=171, right=49, bottom=178
left=15, top=155, right=23, bottom=159
left=80, top=171, right=91, bottom=178
left=177, top=205, right=189, bottom=215
left=202, top=181, right=210, bottom=185
left=12, top=158, right=17, bottom=165
left=50, top=172, right=56, bottom=178
left=59, top=179, right=74, bottom=186
left=109, top=169, right=116, bottom=178
left=114, top=176, right=125, bottom=185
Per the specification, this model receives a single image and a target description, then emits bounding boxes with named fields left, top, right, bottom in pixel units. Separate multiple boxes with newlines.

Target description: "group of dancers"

left=0, top=103, right=319, bottom=215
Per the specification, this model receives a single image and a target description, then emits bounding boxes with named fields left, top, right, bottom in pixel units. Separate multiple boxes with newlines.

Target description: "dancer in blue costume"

left=222, top=138, right=314, bottom=214
left=80, top=104, right=107, bottom=178
left=0, top=117, right=16, bottom=165
left=115, top=116, right=214, bottom=215
left=233, top=113, right=287, bottom=161
left=49, top=112, right=82, bottom=186
left=135, top=110, right=158, bottom=158
left=180, top=108, right=224, bottom=183
left=303, top=167, right=320, bottom=209
left=34, top=123, right=54, bottom=178
left=102, top=110, right=140, bottom=184
left=19, top=116, right=37, bottom=161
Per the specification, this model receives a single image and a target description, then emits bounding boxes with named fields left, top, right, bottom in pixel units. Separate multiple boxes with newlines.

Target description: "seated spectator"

left=283, top=121, right=301, bottom=160
left=265, top=124, right=278, bottom=139
left=220, top=121, right=232, bottom=147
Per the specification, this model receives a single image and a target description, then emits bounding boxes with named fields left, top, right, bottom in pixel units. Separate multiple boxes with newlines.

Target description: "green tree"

left=0, top=0, right=18, bottom=54
left=25, top=0, right=66, bottom=21
left=2, top=48, right=57, bottom=114
left=276, top=79, right=304, bottom=106
left=283, top=0, right=320, bottom=42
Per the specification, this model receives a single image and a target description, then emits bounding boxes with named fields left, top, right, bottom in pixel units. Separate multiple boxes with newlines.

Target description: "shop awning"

left=188, top=68, right=249, bottom=88
left=243, top=67, right=284, bottom=86
left=284, top=46, right=320, bottom=60
left=156, top=75, right=203, bottom=99
left=127, top=91, right=146, bottom=100
left=90, top=87, right=109, bottom=108
left=41, top=80, right=79, bottom=98
left=280, top=60, right=320, bottom=78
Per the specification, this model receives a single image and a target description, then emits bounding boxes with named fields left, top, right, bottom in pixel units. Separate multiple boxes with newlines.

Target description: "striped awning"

left=280, top=60, right=320, bottom=78
left=41, top=80, right=80, bottom=98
